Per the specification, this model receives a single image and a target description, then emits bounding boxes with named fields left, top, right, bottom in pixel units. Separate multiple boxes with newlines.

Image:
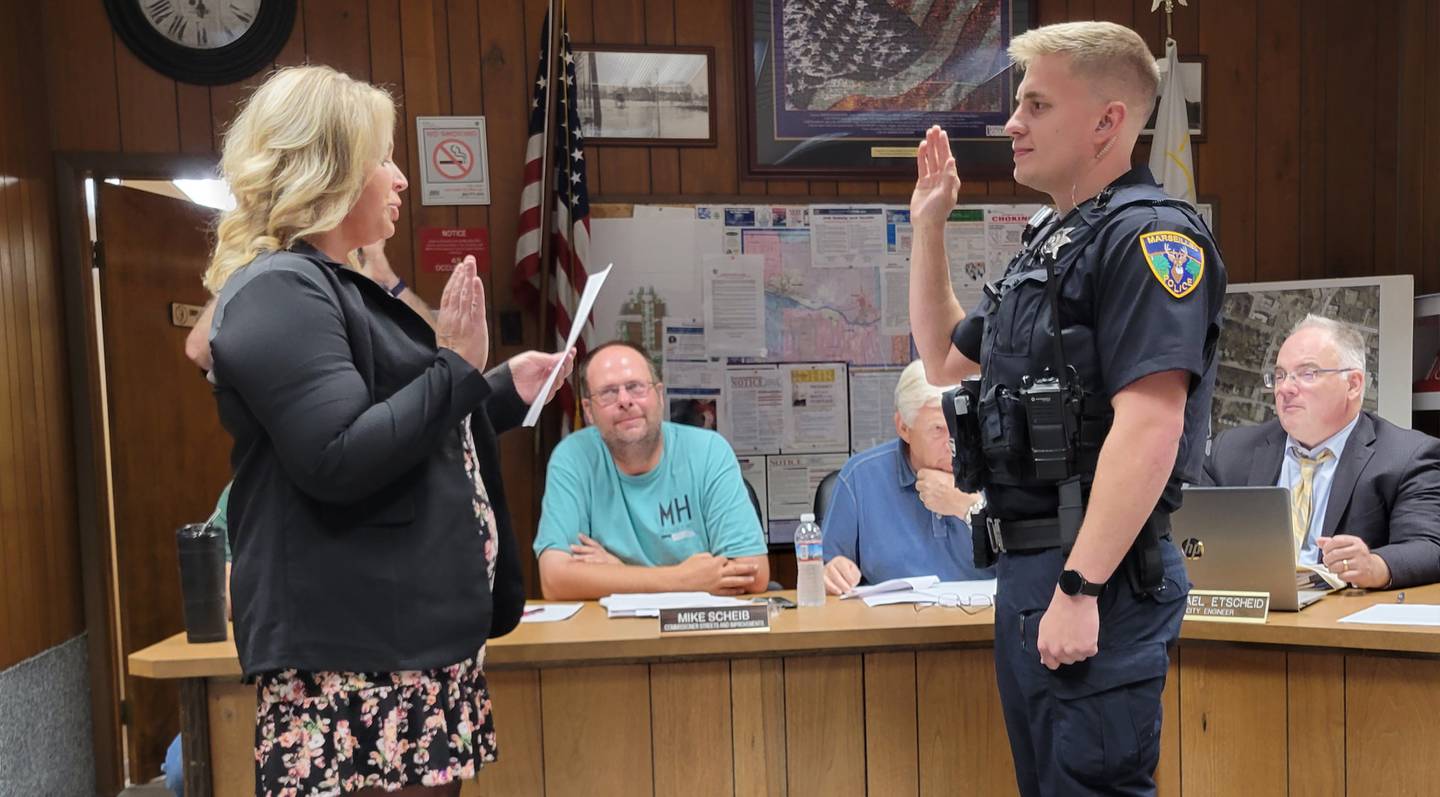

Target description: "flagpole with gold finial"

left=1151, top=0, right=1188, bottom=39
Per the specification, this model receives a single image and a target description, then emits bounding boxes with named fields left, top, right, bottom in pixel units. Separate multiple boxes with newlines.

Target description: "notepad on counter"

left=862, top=579, right=998, bottom=608
left=599, top=592, right=754, bottom=618
left=840, top=575, right=940, bottom=600
left=519, top=603, right=583, bottom=623
left=1337, top=604, right=1440, bottom=626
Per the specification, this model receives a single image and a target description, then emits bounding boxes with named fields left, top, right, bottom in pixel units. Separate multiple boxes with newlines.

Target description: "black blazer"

left=1202, top=410, right=1440, bottom=588
left=211, top=243, right=526, bottom=676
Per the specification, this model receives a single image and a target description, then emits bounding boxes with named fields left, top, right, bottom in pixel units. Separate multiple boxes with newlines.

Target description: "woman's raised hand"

left=436, top=256, right=489, bottom=372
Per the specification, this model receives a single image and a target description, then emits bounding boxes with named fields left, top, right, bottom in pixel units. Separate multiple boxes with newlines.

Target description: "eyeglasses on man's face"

left=589, top=380, right=654, bottom=407
left=1262, top=367, right=1355, bottom=390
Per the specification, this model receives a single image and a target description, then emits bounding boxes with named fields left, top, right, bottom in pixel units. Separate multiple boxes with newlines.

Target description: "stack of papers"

left=1297, top=563, right=1346, bottom=591
left=599, top=592, right=753, bottom=618
left=840, top=575, right=940, bottom=600
left=862, top=579, right=998, bottom=608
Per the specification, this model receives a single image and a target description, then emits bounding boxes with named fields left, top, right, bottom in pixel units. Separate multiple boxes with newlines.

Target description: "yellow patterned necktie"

left=1290, top=449, right=1334, bottom=555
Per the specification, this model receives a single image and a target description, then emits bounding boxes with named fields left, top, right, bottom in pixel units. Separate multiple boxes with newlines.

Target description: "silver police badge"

left=1040, top=226, right=1074, bottom=261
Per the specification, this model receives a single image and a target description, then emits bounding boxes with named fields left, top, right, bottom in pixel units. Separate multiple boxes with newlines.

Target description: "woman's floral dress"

left=254, top=418, right=500, bottom=795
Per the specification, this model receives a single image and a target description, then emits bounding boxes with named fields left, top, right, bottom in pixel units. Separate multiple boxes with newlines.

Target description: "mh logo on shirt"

left=659, top=495, right=693, bottom=526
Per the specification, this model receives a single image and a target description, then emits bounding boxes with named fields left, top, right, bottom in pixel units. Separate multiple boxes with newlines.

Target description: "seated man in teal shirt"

left=822, top=360, right=995, bottom=594
left=536, top=341, right=770, bottom=599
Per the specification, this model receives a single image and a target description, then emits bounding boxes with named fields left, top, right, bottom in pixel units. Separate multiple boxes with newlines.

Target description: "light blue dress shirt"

left=821, top=438, right=995, bottom=584
left=1278, top=413, right=1361, bottom=564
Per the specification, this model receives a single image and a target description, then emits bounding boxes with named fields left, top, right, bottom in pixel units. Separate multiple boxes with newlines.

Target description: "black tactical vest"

left=974, top=182, right=1214, bottom=515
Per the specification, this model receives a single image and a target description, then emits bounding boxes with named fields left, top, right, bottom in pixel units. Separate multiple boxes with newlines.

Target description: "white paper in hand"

left=522, top=263, right=614, bottom=427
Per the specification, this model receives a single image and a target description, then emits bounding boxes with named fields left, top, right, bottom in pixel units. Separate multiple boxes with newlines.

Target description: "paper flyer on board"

left=765, top=453, right=850, bottom=544
left=985, top=206, right=1042, bottom=276
left=848, top=366, right=905, bottom=453
left=663, top=340, right=725, bottom=432
left=944, top=207, right=989, bottom=309
left=663, top=358, right=724, bottom=391
left=885, top=207, right=912, bottom=265
left=661, top=317, right=707, bottom=361
left=810, top=205, right=886, bottom=268
left=720, top=366, right=784, bottom=455
left=702, top=253, right=765, bottom=357
left=782, top=363, right=850, bottom=453
left=880, top=263, right=910, bottom=335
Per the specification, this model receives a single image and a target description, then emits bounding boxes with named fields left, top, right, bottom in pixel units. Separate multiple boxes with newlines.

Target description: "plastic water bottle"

left=795, top=513, right=825, bottom=607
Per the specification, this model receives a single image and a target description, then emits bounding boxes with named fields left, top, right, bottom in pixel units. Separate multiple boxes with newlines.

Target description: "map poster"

left=741, top=227, right=910, bottom=365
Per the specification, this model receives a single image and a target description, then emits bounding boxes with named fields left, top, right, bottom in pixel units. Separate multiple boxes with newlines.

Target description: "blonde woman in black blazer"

left=204, top=65, right=571, bottom=797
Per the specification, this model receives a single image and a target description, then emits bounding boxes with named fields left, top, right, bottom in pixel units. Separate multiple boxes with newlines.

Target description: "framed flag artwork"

left=738, top=0, right=1035, bottom=179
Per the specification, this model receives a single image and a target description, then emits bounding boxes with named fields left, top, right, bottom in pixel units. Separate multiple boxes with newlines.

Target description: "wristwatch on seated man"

left=1059, top=568, right=1104, bottom=597
left=965, top=492, right=987, bottom=522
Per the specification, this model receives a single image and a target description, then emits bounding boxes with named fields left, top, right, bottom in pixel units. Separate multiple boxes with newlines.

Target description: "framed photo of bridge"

left=574, top=45, right=717, bottom=146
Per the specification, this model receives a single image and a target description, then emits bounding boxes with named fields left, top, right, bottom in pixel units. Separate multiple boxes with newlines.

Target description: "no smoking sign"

left=432, top=139, right=473, bottom=179
left=417, top=116, right=491, bottom=206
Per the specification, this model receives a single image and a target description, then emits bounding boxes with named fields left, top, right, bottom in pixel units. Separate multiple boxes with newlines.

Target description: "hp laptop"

left=1171, top=486, right=1340, bottom=611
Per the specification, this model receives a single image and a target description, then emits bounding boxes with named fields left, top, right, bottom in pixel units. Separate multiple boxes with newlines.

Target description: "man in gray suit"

left=1204, top=314, right=1440, bottom=589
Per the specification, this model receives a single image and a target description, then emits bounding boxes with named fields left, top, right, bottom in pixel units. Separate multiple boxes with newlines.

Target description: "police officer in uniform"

left=907, top=22, right=1226, bottom=796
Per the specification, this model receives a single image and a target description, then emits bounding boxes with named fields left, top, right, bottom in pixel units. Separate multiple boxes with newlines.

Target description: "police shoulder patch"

left=1137, top=230, right=1204, bottom=299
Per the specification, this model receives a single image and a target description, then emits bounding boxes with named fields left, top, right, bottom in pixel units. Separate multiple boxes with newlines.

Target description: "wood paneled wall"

left=26, top=0, right=1440, bottom=622
left=0, top=0, right=83, bottom=670
left=49, top=0, right=1436, bottom=305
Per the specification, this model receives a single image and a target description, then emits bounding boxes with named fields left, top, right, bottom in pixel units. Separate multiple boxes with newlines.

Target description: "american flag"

left=514, top=11, right=591, bottom=407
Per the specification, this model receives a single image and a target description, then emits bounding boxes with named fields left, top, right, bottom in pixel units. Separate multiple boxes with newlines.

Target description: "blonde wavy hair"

left=203, top=65, right=396, bottom=294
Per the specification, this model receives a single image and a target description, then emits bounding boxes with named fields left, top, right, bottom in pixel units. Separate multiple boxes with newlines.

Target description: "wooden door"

left=95, top=182, right=231, bottom=782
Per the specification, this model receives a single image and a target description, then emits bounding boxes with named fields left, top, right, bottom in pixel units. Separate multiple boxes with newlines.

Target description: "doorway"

left=57, top=154, right=231, bottom=792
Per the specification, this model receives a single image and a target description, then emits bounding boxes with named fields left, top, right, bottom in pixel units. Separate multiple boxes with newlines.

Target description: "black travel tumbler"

left=175, top=522, right=228, bottom=643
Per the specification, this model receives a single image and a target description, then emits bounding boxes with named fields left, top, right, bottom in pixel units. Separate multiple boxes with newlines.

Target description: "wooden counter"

left=132, top=586, right=1440, bottom=797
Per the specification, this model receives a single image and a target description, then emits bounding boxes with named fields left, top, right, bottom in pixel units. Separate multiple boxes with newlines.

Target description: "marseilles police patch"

left=1138, top=231, right=1204, bottom=299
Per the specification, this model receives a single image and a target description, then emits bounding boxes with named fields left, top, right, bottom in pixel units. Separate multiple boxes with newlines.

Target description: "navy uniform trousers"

left=993, top=540, right=1189, bottom=796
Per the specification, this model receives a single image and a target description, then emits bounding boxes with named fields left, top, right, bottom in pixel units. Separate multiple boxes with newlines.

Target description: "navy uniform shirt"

left=951, top=166, right=1227, bottom=521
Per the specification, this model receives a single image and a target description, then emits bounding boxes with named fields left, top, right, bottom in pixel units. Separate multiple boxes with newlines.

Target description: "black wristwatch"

left=1059, top=569, right=1104, bottom=597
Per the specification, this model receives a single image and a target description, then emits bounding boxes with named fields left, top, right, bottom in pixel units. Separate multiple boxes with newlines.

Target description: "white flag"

left=1148, top=38, right=1196, bottom=205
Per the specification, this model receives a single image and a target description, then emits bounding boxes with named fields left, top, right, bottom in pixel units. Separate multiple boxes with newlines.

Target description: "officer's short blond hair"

left=1008, top=22, right=1160, bottom=124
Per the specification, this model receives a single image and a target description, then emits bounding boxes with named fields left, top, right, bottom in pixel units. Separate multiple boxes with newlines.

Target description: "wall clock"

left=104, top=0, right=297, bottom=86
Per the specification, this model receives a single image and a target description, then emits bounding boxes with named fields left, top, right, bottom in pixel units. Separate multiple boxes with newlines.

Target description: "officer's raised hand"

left=1036, top=586, right=1100, bottom=669
left=908, top=125, right=981, bottom=385
left=910, top=125, right=962, bottom=230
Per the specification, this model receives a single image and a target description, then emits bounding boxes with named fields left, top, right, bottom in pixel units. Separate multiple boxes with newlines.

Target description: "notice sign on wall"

left=417, top=116, right=491, bottom=206
left=419, top=227, right=490, bottom=274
